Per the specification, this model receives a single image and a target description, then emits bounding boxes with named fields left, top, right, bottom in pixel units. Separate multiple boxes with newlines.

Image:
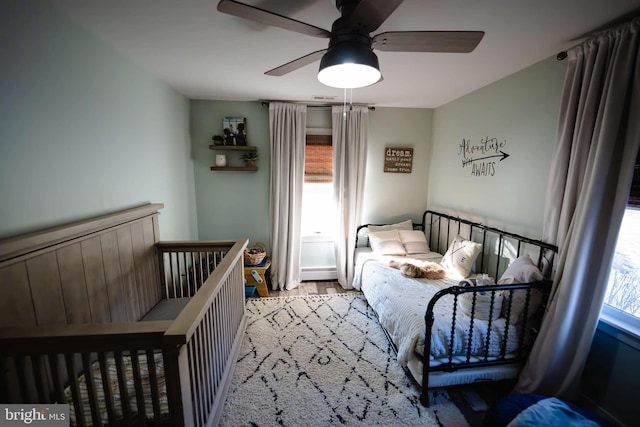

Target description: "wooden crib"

left=0, top=204, right=247, bottom=426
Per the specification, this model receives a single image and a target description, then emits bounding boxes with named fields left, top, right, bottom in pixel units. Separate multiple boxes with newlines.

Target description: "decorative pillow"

left=398, top=229, right=429, bottom=254
left=368, top=230, right=406, bottom=255
left=460, top=291, right=503, bottom=322
left=498, top=255, right=544, bottom=285
left=440, top=235, right=482, bottom=278
left=498, top=255, right=544, bottom=324
left=368, top=219, right=413, bottom=233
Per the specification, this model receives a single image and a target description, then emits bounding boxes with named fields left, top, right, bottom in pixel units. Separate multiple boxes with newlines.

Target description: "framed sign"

left=384, top=147, right=413, bottom=173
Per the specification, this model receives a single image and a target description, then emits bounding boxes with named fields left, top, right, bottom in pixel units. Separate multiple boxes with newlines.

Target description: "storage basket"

left=244, top=242, right=267, bottom=266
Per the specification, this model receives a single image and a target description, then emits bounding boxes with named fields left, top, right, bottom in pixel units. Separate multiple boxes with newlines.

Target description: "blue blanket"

left=506, top=397, right=601, bottom=427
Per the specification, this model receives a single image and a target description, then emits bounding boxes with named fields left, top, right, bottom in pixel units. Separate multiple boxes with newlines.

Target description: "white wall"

left=0, top=0, right=197, bottom=240
left=429, top=56, right=566, bottom=237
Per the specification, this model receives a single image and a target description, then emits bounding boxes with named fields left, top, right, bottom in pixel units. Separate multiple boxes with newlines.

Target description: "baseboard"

left=301, top=267, right=337, bottom=281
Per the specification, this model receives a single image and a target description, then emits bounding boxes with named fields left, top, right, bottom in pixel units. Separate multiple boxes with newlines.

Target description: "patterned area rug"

left=220, top=294, right=469, bottom=426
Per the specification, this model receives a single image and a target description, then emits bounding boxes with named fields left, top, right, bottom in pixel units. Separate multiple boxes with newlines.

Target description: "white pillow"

left=398, top=229, right=429, bottom=254
left=368, top=230, right=406, bottom=255
left=498, top=255, right=544, bottom=324
left=498, top=254, right=544, bottom=285
left=440, top=235, right=482, bottom=278
left=368, top=219, right=413, bottom=233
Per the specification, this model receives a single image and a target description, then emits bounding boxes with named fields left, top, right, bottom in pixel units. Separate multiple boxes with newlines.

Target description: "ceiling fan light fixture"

left=317, top=42, right=382, bottom=88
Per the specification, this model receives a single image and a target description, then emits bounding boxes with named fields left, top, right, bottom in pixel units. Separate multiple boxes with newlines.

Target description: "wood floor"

left=265, top=280, right=359, bottom=297
left=257, top=280, right=512, bottom=426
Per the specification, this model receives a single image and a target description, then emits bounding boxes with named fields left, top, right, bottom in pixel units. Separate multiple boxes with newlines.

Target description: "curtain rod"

left=260, top=101, right=375, bottom=111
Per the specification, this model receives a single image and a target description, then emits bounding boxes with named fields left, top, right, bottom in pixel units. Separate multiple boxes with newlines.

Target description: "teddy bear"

left=388, top=259, right=447, bottom=279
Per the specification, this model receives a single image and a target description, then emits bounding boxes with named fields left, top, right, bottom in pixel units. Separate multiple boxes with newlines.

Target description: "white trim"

left=301, top=234, right=334, bottom=243
left=306, top=127, right=332, bottom=135
left=599, top=304, right=640, bottom=351
left=301, top=267, right=337, bottom=281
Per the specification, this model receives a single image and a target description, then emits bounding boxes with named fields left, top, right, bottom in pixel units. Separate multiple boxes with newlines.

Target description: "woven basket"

left=244, top=242, right=267, bottom=266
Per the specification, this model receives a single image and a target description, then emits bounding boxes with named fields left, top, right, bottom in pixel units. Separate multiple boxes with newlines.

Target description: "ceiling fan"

left=217, top=0, right=484, bottom=88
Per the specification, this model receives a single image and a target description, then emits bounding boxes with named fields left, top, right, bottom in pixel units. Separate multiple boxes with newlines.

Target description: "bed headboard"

left=355, top=210, right=557, bottom=281
left=422, top=210, right=557, bottom=281
left=0, top=204, right=164, bottom=329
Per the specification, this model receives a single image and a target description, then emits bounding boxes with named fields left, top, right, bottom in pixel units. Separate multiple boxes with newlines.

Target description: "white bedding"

left=352, top=249, right=519, bottom=369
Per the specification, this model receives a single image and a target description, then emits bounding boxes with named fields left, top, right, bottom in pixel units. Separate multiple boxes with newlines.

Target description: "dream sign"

left=384, top=147, right=413, bottom=173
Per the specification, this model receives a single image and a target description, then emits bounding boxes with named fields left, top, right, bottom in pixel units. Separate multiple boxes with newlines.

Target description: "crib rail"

left=163, top=239, right=247, bottom=427
left=0, top=238, right=248, bottom=427
left=157, top=241, right=233, bottom=299
left=0, top=323, right=169, bottom=426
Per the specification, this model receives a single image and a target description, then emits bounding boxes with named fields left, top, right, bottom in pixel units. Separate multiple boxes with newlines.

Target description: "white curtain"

left=269, top=102, right=307, bottom=290
left=332, top=105, right=369, bottom=289
left=516, top=16, right=640, bottom=398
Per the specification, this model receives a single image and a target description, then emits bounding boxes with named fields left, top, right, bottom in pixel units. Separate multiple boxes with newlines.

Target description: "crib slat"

left=145, top=350, right=163, bottom=424
left=64, top=353, right=86, bottom=427
left=203, top=309, right=214, bottom=405
left=81, top=352, right=102, bottom=426
left=57, top=244, right=92, bottom=324
left=30, top=355, right=50, bottom=404
left=81, top=236, right=111, bottom=324
left=114, top=351, right=133, bottom=426
left=117, top=227, right=140, bottom=322
left=47, top=354, right=66, bottom=404
left=188, top=336, right=204, bottom=425
left=97, top=352, right=117, bottom=426
left=129, top=351, right=148, bottom=424
left=14, top=357, right=32, bottom=403
left=101, top=231, right=128, bottom=323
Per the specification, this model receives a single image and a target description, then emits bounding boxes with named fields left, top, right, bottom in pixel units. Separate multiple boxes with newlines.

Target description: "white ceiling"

left=49, top=0, right=640, bottom=108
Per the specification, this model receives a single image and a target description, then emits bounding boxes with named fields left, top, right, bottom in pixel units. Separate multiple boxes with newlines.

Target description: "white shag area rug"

left=220, top=293, right=469, bottom=427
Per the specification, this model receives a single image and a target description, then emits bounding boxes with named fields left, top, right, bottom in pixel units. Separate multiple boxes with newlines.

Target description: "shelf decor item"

left=223, top=117, right=247, bottom=146
left=244, top=242, right=266, bottom=266
left=240, top=151, right=259, bottom=167
left=212, top=135, right=224, bottom=145
left=215, top=154, right=227, bottom=167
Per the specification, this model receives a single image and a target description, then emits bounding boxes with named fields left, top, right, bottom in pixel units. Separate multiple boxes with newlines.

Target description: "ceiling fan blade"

left=372, top=31, right=484, bottom=53
left=265, top=49, right=328, bottom=76
left=347, top=0, right=404, bottom=33
left=217, top=0, right=330, bottom=38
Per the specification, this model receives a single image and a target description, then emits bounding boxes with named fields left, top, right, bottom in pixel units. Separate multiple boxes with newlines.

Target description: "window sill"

left=598, top=305, right=640, bottom=351
left=302, top=234, right=334, bottom=243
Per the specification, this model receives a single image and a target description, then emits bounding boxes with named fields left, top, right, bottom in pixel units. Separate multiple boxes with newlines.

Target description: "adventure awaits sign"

left=458, top=137, right=510, bottom=176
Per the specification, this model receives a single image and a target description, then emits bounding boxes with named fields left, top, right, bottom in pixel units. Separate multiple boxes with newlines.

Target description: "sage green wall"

left=190, top=104, right=431, bottom=266
left=431, top=55, right=638, bottom=425
left=0, top=0, right=197, bottom=240
left=190, top=101, right=270, bottom=246
left=429, top=56, right=566, bottom=237
left=366, top=108, right=432, bottom=225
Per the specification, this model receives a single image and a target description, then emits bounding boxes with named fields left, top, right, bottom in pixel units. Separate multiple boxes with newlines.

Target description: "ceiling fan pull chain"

left=350, top=87, right=353, bottom=111
left=343, top=87, right=347, bottom=120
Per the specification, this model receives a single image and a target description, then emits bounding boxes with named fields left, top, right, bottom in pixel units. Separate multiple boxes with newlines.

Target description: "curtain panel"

left=269, top=102, right=307, bottom=290
left=516, top=16, right=640, bottom=398
left=332, top=105, right=369, bottom=289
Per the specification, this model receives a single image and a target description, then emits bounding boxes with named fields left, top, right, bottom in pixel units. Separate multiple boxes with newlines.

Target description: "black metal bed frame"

left=355, top=210, right=558, bottom=407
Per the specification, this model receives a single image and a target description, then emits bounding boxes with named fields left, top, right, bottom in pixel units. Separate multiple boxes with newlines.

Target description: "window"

left=301, top=132, right=335, bottom=239
left=602, top=153, right=640, bottom=339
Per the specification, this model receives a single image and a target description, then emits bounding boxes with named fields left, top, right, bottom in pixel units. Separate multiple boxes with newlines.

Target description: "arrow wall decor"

left=458, top=137, right=511, bottom=176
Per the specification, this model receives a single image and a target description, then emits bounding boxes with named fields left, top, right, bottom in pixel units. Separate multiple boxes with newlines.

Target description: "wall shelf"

left=210, top=145, right=258, bottom=171
left=209, top=145, right=257, bottom=151
left=210, top=166, right=258, bottom=172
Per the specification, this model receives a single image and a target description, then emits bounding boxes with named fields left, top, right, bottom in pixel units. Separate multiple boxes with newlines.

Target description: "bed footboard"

left=419, top=280, right=551, bottom=407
